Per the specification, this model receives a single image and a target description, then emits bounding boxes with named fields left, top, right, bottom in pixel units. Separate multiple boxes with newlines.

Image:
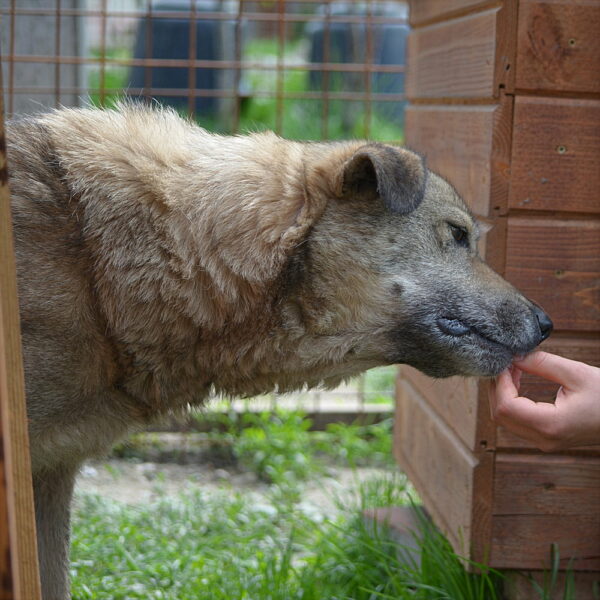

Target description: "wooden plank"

left=408, top=0, right=496, bottom=27
left=504, top=217, right=600, bottom=332
left=509, top=97, right=600, bottom=214
left=0, top=77, right=41, bottom=598
left=394, top=378, right=474, bottom=553
left=496, top=337, right=600, bottom=451
left=407, top=1, right=517, bottom=99
left=491, top=514, right=600, bottom=570
left=399, top=367, right=481, bottom=451
left=405, top=95, right=513, bottom=218
left=493, top=454, right=600, bottom=516
left=516, top=0, right=600, bottom=94
left=0, top=441, right=11, bottom=599
left=494, top=0, right=518, bottom=94
left=406, top=9, right=499, bottom=100
left=394, top=378, right=494, bottom=562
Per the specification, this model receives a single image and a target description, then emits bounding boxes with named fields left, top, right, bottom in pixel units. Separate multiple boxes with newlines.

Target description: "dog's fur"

left=7, top=105, right=551, bottom=599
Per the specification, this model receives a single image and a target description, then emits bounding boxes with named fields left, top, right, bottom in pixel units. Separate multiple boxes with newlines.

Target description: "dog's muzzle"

left=436, top=302, right=553, bottom=355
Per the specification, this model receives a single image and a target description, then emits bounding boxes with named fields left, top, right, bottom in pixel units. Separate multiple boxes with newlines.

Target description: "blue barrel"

left=129, top=1, right=221, bottom=115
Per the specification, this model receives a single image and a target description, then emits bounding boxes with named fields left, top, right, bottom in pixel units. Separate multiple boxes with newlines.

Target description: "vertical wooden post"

left=0, top=50, right=42, bottom=600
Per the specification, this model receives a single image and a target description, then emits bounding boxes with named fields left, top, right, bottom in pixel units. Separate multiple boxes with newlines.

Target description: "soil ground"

left=74, top=459, right=393, bottom=519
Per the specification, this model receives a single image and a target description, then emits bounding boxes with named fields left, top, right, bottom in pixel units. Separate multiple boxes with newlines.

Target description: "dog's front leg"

left=33, top=466, right=78, bottom=600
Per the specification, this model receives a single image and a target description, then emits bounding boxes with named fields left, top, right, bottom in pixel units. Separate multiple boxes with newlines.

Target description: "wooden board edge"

left=406, top=8, right=501, bottom=101
left=0, top=79, right=42, bottom=599
left=394, top=377, right=488, bottom=559
left=408, top=0, right=499, bottom=29
left=489, top=91, right=514, bottom=219
left=494, top=0, right=518, bottom=94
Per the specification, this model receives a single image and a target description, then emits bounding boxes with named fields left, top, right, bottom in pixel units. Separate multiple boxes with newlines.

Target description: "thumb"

left=513, top=351, right=583, bottom=389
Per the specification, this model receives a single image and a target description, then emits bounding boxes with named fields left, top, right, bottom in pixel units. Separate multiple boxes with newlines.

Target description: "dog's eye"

left=449, top=224, right=469, bottom=247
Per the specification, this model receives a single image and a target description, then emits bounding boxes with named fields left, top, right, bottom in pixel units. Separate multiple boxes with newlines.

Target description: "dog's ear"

left=335, top=143, right=426, bottom=215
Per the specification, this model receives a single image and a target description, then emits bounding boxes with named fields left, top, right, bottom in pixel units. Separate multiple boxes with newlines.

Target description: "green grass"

left=77, top=413, right=582, bottom=599
left=71, top=475, right=504, bottom=600
left=70, top=479, right=582, bottom=600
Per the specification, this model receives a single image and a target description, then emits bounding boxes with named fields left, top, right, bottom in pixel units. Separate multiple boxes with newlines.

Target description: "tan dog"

left=7, top=104, right=552, bottom=599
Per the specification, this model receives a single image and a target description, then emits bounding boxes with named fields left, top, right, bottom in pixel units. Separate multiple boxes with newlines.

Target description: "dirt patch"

left=75, top=459, right=393, bottom=518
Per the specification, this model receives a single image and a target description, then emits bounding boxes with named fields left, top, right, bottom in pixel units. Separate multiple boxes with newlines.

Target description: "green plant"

left=232, top=410, right=320, bottom=486
left=199, top=408, right=396, bottom=474
left=315, top=418, right=395, bottom=468
left=71, top=470, right=582, bottom=600
left=523, top=543, right=581, bottom=600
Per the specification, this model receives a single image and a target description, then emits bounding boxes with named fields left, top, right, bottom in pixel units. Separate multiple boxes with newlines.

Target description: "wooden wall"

left=396, top=0, right=600, bottom=596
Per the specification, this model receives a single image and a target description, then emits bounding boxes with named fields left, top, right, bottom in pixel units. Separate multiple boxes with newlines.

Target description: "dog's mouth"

left=436, top=316, right=518, bottom=354
left=387, top=304, right=552, bottom=378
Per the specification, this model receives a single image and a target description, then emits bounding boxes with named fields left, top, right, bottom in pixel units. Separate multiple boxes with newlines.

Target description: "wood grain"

left=516, top=0, right=600, bottom=94
left=405, top=96, right=513, bottom=218
left=394, top=378, right=495, bottom=560
left=493, top=454, right=600, bottom=516
left=504, top=217, right=600, bottom=332
left=394, top=378, right=474, bottom=553
left=406, top=9, right=499, bottom=100
left=408, top=0, right=497, bottom=27
left=491, top=513, right=600, bottom=570
left=399, top=367, right=481, bottom=451
left=0, top=77, right=41, bottom=599
left=509, top=97, right=600, bottom=214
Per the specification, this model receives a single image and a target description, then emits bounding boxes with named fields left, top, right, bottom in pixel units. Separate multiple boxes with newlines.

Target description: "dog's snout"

left=532, top=304, right=553, bottom=342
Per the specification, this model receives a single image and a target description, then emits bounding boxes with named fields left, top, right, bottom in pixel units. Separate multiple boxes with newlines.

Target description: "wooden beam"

left=0, top=58, right=41, bottom=600
left=409, top=0, right=499, bottom=28
left=406, top=1, right=517, bottom=101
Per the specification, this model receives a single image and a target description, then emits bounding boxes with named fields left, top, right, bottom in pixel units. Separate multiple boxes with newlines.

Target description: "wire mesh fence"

left=1, top=0, right=408, bottom=416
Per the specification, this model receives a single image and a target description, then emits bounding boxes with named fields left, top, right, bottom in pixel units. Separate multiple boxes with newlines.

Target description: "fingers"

left=509, top=364, right=522, bottom=390
left=513, top=351, right=585, bottom=390
left=489, top=368, right=562, bottom=451
left=490, top=393, right=561, bottom=450
left=488, top=369, right=517, bottom=420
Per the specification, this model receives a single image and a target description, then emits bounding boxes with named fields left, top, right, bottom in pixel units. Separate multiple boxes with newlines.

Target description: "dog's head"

left=284, top=142, right=552, bottom=379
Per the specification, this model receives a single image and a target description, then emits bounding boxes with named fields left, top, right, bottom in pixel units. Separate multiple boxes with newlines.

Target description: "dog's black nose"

left=533, top=304, right=553, bottom=342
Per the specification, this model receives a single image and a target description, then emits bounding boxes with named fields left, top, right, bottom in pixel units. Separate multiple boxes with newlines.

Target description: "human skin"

left=489, top=351, right=600, bottom=452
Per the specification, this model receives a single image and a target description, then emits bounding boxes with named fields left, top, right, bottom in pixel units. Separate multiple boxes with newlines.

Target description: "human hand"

left=489, top=351, right=600, bottom=452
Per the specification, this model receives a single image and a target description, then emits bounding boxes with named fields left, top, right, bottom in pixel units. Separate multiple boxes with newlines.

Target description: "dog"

left=7, top=104, right=552, bottom=599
